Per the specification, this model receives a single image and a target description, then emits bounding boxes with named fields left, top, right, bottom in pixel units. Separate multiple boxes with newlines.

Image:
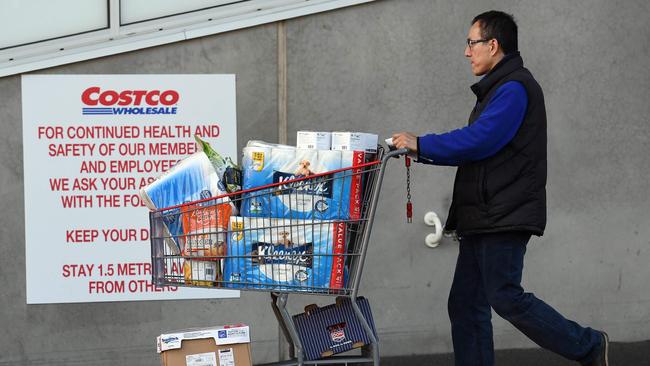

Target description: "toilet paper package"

left=242, top=146, right=273, bottom=193
left=140, top=152, right=229, bottom=254
left=241, top=146, right=347, bottom=219
left=224, top=217, right=347, bottom=290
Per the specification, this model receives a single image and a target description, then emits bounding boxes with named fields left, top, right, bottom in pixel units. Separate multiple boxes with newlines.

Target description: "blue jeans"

left=448, top=231, right=601, bottom=366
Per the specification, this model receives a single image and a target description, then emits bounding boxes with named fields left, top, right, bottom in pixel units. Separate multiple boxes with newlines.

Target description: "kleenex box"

left=331, top=132, right=378, bottom=153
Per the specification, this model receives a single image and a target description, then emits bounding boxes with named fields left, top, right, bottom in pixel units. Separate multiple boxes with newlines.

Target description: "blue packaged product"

left=224, top=216, right=347, bottom=291
left=241, top=146, right=347, bottom=219
left=140, top=152, right=227, bottom=253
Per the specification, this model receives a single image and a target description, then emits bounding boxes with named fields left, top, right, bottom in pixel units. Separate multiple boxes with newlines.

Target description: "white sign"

left=22, top=74, right=240, bottom=303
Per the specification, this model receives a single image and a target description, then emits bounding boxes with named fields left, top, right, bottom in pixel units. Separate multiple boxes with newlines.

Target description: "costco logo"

left=81, top=86, right=179, bottom=115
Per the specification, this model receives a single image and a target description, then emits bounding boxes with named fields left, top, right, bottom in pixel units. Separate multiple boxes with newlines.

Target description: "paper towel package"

left=331, top=132, right=378, bottom=153
left=297, top=131, right=332, bottom=150
left=141, top=152, right=228, bottom=254
left=241, top=146, right=349, bottom=219
left=224, top=217, right=347, bottom=290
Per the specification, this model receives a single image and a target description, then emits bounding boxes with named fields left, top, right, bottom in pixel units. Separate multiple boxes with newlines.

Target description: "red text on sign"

left=81, top=87, right=179, bottom=106
left=66, top=229, right=99, bottom=243
left=38, top=126, right=63, bottom=139
left=62, top=264, right=94, bottom=277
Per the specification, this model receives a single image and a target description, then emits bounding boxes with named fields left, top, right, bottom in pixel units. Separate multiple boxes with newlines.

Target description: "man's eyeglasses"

left=466, top=38, right=491, bottom=49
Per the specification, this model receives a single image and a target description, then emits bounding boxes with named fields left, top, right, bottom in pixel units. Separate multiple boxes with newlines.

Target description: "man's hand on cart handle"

left=388, top=133, right=419, bottom=161
left=391, top=132, right=418, bottom=153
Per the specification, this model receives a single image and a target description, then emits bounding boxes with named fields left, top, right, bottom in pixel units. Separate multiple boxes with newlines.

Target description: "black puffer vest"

left=445, top=52, right=547, bottom=236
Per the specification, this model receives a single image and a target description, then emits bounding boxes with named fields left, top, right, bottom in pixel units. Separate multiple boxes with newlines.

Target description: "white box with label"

left=331, top=132, right=378, bottom=153
left=296, top=131, right=332, bottom=150
left=157, top=324, right=251, bottom=366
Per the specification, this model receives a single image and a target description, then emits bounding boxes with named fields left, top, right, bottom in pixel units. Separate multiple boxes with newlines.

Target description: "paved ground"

left=381, top=340, right=650, bottom=365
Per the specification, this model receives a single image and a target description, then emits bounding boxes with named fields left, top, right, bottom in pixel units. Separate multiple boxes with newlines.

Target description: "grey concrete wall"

left=1, top=0, right=649, bottom=364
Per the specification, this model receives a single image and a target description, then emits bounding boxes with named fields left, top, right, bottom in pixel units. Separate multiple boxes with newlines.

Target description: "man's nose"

left=464, top=46, right=471, bottom=57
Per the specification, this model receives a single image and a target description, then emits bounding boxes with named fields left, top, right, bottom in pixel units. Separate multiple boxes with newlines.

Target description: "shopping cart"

left=149, top=147, right=409, bottom=366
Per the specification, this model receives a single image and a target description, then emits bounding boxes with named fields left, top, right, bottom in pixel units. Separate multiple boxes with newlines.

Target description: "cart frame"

left=150, top=148, right=409, bottom=366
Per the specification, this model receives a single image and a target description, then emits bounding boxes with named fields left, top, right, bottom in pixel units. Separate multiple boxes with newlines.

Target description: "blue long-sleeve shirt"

left=418, top=81, right=528, bottom=166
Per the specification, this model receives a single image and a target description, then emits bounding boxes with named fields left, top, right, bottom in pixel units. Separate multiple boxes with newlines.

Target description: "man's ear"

left=489, top=39, right=501, bottom=57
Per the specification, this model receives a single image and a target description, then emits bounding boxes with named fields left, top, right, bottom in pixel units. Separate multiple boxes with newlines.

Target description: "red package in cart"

left=181, top=203, right=231, bottom=287
left=181, top=203, right=231, bottom=256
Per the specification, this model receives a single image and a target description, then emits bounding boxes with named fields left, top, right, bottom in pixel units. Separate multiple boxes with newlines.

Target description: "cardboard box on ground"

left=157, top=324, right=251, bottom=366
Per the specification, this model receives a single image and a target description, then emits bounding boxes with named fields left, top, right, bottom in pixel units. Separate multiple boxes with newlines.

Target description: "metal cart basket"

left=150, top=147, right=408, bottom=366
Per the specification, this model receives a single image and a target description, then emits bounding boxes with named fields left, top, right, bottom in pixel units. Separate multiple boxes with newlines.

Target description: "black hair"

left=472, top=11, right=518, bottom=54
